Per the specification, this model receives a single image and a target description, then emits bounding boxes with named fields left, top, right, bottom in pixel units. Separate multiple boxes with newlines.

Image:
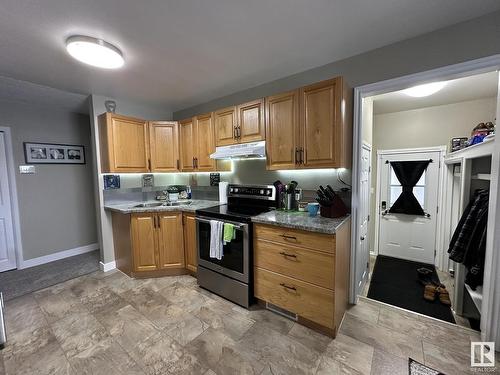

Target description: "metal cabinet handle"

left=153, top=216, right=157, bottom=228
left=158, top=216, right=161, bottom=228
left=176, top=159, right=180, bottom=170
left=148, top=159, right=152, bottom=171
left=300, top=148, right=304, bottom=164
left=281, top=234, right=297, bottom=240
left=192, top=157, right=195, bottom=168
left=195, top=158, right=198, bottom=168
left=280, top=283, right=297, bottom=291
left=295, top=148, right=300, bottom=164
left=279, top=251, right=297, bottom=259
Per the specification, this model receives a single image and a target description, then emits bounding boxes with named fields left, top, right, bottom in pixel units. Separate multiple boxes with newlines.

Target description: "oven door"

left=196, top=216, right=249, bottom=284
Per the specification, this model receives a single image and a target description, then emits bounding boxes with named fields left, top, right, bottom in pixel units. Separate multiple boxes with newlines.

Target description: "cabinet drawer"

left=254, top=267, right=334, bottom=328
left=254, top=240, right=334, bottom=289
left=254, top=224, right=335, bottom=254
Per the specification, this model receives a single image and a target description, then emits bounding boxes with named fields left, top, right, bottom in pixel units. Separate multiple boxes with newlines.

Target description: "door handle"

left=280, top=283, right=297, bottom=291
left=279, top=251, right=297, bottom=259
left=299, top=148, right=304, bottom=164
left=192, top=157, right=195, bottom=168
left=234, top=126, right=237, bottom=139
left=176, top=159, right=179, bottom=170
left=295, top=148, right=300, bottom=164
left=153, top=216, right=157, bottom=228
left=281, top=234, right=297, bottom=241
left=157, top=216, right=161, bottom=228
left=148, top=159, right=151, bottom=171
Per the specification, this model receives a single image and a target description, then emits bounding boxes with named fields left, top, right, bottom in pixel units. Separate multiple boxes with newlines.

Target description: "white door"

left=354, top=143, right=371, bottom=296
left=378, top=149, right=441, bottom=264
left=0, top=132, right=16, bottom=272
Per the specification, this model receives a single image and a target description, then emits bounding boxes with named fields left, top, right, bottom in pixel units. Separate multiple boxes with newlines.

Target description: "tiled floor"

left=0, top=269, right=490, bottom=374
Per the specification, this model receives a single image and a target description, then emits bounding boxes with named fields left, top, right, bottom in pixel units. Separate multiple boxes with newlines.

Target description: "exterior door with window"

left=378, top=150, right=441, bottom=264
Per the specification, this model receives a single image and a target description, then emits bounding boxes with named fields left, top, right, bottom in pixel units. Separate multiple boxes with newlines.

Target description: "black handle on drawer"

left=279, top=251, right=297, bottom=259
left=280, top=283, right=297, bottom=291
left=281, top=234, right=297, bottom=240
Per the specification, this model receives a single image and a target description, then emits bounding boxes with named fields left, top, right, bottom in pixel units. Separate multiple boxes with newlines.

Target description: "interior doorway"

left=350, top=57, right=500, bottom=341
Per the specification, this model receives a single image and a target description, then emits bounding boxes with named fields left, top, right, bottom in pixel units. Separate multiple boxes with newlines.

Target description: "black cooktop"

left=196, top=204, right=274, bottom=222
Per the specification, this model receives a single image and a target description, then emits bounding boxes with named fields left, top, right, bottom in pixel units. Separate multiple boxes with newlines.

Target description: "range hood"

left=210, top=141, right=266, bottom=160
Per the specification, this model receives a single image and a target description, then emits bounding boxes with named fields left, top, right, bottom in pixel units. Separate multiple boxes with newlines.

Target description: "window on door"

left=389, top=167, right=426, bottom=208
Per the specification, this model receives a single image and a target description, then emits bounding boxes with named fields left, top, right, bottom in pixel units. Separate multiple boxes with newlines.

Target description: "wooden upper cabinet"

left=300, top=77, right=352, bottom=169
left=179, top=118, right=196, bottom=172
left=195, top=113, right=216, bottom=171
left=157, top=213, right=185, bottom=270
left=265, top=91, right=299, bottom=170
left=149, top=121, right=179, bottom=172
left=131, top=214, right=158, bottom=272
left=183, top=214, right=197, bottom=273
left=214, top=107, right=237, bottom=146
left=238, top=99, right=265, bottom=143
left=99, top=113, right=150, bottom=173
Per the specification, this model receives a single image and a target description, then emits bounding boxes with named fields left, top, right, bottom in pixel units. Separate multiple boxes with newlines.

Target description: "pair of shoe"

left=424, top=284, right=451, bottom=306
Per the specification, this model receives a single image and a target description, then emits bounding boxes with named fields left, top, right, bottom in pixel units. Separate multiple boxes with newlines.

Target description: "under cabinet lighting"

left=402, top=82, right=446, bottom=97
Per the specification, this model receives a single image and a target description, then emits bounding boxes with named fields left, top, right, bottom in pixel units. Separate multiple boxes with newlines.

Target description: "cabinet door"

left=179, top=118, right=196, bottom=171
left=265, top=91, right=299, bottom=170
left=149, top=121, right=179, bottom=172
left=195, top=113, right=216, bottom=171
left=183, top=214, right=197, bottom=273
left=238, top=99, right=265, bottom=144
left=214, top=107, right=237, bottom=146
left=104, top=114, right=150, bottom=172
left=157, top=213, right=185, bottom=270
left=131, top=214, right=158, bottom=272
left=300, top=78, right=341, bottom=168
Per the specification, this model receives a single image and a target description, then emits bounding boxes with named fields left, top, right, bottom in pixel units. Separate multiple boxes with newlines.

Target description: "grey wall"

left=89, top=95, right=173, bottom=264
left=173, top=11, right=500, bottom=120
left=0, top=101, right=96, bottom=260
left=369, top=97, right=497, bottom=252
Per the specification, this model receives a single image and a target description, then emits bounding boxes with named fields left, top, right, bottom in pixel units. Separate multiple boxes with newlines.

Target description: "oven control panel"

left=228, top=184, right=276, bottom=200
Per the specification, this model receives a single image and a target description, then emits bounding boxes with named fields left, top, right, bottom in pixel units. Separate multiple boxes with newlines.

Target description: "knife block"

left=319, top=196, right=348, bottom=218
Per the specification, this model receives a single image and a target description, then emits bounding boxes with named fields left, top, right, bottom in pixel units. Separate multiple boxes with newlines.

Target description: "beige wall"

left=0, top=101, right=97, bottom=260
left=369, top=97, right=497, bottom=252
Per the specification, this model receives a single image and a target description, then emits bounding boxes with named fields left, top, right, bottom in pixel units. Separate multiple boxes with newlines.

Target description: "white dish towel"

left=209, top=220, right=224, bottom=260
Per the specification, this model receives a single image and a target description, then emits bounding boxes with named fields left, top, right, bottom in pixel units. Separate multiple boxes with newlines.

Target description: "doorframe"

left=350, top=54, right=500, bottom=344
left=373, top=146, right=446, bottom=267
left=0, top=126, right=24, bottom=270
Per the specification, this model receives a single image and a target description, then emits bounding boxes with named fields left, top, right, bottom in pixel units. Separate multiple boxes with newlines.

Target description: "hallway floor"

left=0, top=269, right=489, bottom=374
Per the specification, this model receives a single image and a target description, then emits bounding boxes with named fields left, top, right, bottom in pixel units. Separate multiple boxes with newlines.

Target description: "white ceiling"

left=372, top=71, right=498, bottom=114
left=1, top=1, right=499, bottom=112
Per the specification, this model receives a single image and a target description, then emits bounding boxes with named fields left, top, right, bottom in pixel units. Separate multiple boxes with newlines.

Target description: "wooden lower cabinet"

left=183, top=213, right=198, bottom=273
left=112, top=211, right=188, bottom=278
left=253, top=221, right=351, bottom=337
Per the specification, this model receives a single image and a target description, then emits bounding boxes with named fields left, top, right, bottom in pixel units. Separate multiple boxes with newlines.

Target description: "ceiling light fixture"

left=402, top=81, right=446, bottom=97
left=66, top=36, right=124, bottom=69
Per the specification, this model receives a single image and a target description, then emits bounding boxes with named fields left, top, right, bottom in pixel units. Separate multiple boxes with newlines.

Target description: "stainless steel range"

left=195, top=184, right=276, bottom=307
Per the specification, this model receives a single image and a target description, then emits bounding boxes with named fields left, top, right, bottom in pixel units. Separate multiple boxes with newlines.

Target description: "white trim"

left=350, top=54, right=500, bottom=345
left=99, top=260, right=116, bottom=272
left=0, top=127, right=24, bottom=270
left=19, top=243, right=99, bottom=269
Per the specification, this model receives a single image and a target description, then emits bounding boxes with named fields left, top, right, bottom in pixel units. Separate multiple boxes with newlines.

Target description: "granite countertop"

left=103, top=199, right=220, bottom=214
left=252, top=210, right=350, bottom=235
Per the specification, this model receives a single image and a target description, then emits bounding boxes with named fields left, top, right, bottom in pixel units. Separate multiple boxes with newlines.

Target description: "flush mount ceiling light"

left=66, top=36, right=124, bottom=69
left=402, top=81, right=446, bottom=97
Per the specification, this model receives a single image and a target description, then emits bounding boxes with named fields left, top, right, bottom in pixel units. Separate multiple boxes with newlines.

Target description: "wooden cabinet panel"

left=254, top=267, right=334, bottom=329
left=254, top=224, right=335, bottom=254
left=183, top=214, right=197, bottom=273
left=214, top=107, right=237, bottom=146
left=179, top=118, right=196, bottom=171
left=195, top=114, right=216, bottom=171
left=238, top=99, right=265, bottom=143
left=99, top=113, right=150, bottom=173
left=254, top=240, right=334, bottom=289
left=131, top=214, right=158, bottom=272
left=149, top=121, right=179, bottom=172
left=157, top=213, right=185, bottom=270
left=265, top=91, right=299, bottom=170
left=300, top=78, right=340, bottom=168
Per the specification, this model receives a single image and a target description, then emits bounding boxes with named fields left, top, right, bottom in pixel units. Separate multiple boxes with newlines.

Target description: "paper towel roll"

left=219, top=182, right=228, bottom=204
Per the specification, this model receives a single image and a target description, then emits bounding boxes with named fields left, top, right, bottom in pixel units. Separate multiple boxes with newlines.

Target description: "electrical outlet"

left=19, top=165, right=36, bottom=174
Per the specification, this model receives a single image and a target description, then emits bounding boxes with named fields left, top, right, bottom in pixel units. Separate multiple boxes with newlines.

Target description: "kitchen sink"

left=163, top=201, right=192, bottom=206
left=133, top=202, right=163, bottom=208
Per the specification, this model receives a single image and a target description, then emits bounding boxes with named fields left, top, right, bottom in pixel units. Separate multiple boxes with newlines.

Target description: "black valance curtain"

left=388, top=160, right=430, bottom=216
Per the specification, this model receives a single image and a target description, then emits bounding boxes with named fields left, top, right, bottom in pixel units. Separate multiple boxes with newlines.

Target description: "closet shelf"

left=465, top=284, right=482, bottom=314
left=471, top=174, right=491, bottom=181
left=445, top=136, right=495, bottom=165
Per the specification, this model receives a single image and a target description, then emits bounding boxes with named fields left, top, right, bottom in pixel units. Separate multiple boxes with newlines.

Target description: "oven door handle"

left=195, top=216, right=247, bottom=230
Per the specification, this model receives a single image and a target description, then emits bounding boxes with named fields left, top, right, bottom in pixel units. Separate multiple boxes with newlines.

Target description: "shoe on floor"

left=423, top=284, right=438, bottom=302
left=417, top=267, right=434, bottom=285
left=437, top=286, right=451, bottom=306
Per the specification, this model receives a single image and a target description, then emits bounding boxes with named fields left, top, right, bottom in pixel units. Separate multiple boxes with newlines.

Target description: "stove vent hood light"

left=210, top=141, right=266, bottom=160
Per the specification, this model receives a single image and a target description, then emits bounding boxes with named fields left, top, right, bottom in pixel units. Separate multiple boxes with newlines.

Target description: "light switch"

left=19, top=165, right=36, bottom=174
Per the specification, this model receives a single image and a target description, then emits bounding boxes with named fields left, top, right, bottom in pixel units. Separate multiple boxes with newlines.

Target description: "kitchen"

left=100, top=76, right=352, bottom=337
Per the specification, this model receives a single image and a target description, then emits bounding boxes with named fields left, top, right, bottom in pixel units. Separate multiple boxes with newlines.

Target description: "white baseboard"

left=99, top=260, right=116, bottom=272
left=19, top=243, right=99, bottom=269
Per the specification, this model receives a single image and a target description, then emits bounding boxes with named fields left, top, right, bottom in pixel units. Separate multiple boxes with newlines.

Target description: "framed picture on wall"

left=24, top=142, right=86, bottom=164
